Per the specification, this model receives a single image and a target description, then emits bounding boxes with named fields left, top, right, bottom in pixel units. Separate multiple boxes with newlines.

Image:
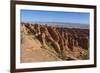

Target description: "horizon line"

left=21, top=21, right=89, bottom=25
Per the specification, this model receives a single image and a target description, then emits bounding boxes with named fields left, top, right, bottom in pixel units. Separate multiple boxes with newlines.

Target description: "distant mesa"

left=21, top=22, right=89, bottom=29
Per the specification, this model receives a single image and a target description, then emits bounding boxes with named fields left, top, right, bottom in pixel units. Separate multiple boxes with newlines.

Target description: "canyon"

left=21, top=22, right=89, bottom=63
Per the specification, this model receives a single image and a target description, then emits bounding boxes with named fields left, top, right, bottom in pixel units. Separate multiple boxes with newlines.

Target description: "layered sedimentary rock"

left=21, top=22, right=89, bottom=60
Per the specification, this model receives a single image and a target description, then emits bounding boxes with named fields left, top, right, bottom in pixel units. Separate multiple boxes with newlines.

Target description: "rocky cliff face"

left=21, top=22, right=89, bottom=61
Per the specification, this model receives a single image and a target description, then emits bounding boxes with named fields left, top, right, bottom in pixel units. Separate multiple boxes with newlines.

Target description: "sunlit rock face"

left=21, top=22, right=89, bottom=62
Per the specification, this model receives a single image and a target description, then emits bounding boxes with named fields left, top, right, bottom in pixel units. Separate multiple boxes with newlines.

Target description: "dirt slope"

left=21, top=23, right=89, bottom=63
left=21, top=33, right=61, bottom=63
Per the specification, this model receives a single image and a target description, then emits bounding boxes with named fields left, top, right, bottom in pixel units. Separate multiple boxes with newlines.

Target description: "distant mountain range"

left=22, top=22, right=89, bottom=29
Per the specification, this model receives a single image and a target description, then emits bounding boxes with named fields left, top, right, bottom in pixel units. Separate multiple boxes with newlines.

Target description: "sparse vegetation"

left=57, top=51, right=67, bottom=60
left=21, top=23, right=89, bottom=62
left=81, top=50, right=89, bottom=59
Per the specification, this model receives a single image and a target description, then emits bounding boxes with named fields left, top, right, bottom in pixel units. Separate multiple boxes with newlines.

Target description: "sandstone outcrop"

left=21, top=22, right=89, bottom=60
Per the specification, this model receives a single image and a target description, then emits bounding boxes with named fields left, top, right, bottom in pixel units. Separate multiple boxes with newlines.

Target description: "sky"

left=21, top=10, right=90, bottom=25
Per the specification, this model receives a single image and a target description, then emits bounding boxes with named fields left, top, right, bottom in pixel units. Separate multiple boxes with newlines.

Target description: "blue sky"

left=21, top=10, right=90, bottom=24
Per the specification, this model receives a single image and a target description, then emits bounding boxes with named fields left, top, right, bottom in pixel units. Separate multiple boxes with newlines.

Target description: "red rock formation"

left=21, top=23, right=89, bottom=60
